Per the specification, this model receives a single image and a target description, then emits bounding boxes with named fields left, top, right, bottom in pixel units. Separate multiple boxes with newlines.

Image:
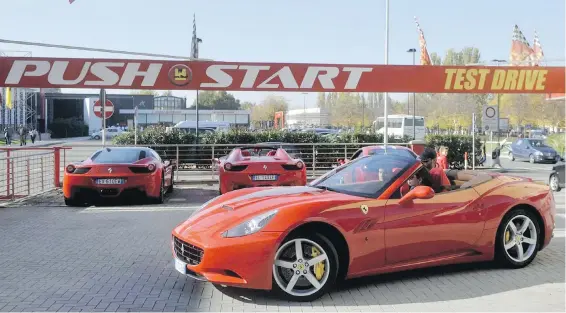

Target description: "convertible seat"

left=444, top=169, right=492, bottom=189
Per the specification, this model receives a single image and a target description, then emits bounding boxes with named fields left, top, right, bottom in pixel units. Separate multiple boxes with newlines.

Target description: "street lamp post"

left=407, top=48, right=417, bottom=140
left=383, top=0, right=390, bottom=147
left=492, top=59, right=506, bottom=143
left=302, top=92, right=308, bottom=127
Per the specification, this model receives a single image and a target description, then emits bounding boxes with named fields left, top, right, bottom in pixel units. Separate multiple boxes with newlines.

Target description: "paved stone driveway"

left=0, top=187, right=564, bottom=312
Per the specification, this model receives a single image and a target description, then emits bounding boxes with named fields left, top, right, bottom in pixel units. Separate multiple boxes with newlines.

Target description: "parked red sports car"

left=172, top=153, right=556, bottom=301
left=63, top=147, right=175, bottom=206
left=215, top=145, right=307, bottom=194
left=337, top=145, right=417, bottom=166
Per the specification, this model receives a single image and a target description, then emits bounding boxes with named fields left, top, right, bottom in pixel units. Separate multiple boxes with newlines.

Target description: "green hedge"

left=113, top=126, right=481, bottom=169
left=546, top=133, right=565, bottom=157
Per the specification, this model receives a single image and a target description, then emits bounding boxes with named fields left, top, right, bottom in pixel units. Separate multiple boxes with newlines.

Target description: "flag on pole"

left=414, top=17, right=432, bottom=65
left=190, top=14, right=202, bottom=59
left=509, top=25, right=535, bottom=66
left=532, top=30, right=544, bottom=66
left=5, top=87, right=12, bottom=109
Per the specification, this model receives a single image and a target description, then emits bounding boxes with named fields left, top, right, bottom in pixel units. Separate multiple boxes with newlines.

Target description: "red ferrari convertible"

left=172, top=153, right=556, bottom=301
left=215, top=145, right=307, bottom=194
left=63, top=147, right=175, bottom=206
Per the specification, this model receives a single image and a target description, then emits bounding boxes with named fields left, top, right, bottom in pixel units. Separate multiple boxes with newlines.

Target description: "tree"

left=316, top=93, right=327, bottom=109
left=190, top=91, right=241, bottom=110
left=131, top=90, right=158, bottom=96
left=248, top=95, right=289, bottom=125
left=161, top=90, right=173, bottom=96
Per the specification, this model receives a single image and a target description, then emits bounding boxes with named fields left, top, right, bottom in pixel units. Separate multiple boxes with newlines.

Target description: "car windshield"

left=528, top=140, right=548, bottom=147
left=309, top=154, right=416, bottom=198
left=90, top=148, right=147, bottom=164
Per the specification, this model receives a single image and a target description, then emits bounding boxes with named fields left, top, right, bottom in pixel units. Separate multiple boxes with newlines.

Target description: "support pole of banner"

left=383, top=0, right=390, bottom=148
left=472, top=112, right=476, bottom=170
left=100, top=88, right=106, bottom=147
left=134, top=106, right=138, bottom=146
left=492, top=59, right=506, bottom=144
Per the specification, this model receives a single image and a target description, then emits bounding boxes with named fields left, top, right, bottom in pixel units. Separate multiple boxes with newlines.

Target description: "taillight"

left=296, top=161, right=304, bottom=169
left=224, top=163, right=232, bottom=171
left=147, top=164, right=156, bottom=172
left=66, top=165, right=75, bottom=173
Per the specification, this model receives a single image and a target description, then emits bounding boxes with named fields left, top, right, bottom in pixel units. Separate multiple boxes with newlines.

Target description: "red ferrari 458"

left=215, top=145, right=307, bottom=194
left=63, top=147, right=175, bottom=206
left=172, top=153, right=556, bottom=301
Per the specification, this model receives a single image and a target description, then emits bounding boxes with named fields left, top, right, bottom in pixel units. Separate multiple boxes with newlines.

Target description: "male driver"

left=420, top=147, right=451, bottom=192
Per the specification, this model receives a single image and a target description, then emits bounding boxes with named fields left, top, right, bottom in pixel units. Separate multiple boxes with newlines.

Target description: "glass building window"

left=154, top=96, right=186, bottom=110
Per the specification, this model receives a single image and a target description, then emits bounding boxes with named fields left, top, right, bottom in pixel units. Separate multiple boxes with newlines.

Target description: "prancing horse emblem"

left=360, top=204, right=369, bottom=215
left=263, top=165, right=268, bottom=170
left=108, top=168, right=113, bottom=173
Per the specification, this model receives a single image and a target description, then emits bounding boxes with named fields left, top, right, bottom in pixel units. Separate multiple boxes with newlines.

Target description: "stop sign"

left=93, top=99, right=114, bottom=119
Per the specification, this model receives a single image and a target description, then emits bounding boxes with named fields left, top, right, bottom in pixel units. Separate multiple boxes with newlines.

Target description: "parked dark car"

left=549, top=163, right=565, bottom=191
left=508, top=138, right=561, bottom=164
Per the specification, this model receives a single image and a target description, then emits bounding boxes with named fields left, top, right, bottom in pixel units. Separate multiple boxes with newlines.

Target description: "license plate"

left=252, top=175, right=278, bottom=181
left=95, top=178, right=124, bottom=185
left=174, top=258, right=187, bottom=275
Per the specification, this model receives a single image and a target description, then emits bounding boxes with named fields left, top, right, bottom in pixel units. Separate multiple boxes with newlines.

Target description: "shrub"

left=425, top=134, right=482, bottom=168
left=546, top=133, right=565, bottom=157
left=113, top=128, right=481, bottom=169
left=48, top=117, right=88, bottom=138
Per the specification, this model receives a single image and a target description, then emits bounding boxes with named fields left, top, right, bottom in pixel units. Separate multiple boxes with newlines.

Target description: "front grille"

left=173, top=236, right=204, bottom=265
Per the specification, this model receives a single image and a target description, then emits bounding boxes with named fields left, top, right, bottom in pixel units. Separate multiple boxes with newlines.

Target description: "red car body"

left=337, top=145, right=417, bottom=165
left=63, top=147, right=174, bottom=206
left=172, top=153, right=556, bottom=301
left=216, top=145, right=307, bottom=194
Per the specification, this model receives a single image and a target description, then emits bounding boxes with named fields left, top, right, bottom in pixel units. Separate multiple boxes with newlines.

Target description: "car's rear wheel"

left=94, top=135, right=101, bottom=140
left=272, top=233, right=338, bottom=302
left=550, top=174, right=561, bottom=191
left=167, top=171, right=174, bottom=194
left=149, top=176, right=165, bottom=204
left=495, top=208, right=540, bottom=268
left=509, top=152, right=515, bottom=161
left=64, top=197, right=85, bottom=207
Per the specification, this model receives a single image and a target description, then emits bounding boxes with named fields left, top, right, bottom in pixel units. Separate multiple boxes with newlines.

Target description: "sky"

left=0, top=0, right=564, bottom=109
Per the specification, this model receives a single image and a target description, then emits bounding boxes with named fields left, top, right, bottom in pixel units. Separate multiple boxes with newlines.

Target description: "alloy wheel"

left=550, top=175, right=560, bottom=191
left=272, top=238, right=331, bottom=297
left=503, top=215, right=538, bottom=263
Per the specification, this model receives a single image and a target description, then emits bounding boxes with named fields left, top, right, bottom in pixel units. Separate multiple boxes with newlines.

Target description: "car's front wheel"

left=509, top=152, right=515, bottom=161
left=272, top=233, right=338, bottom=302
left=529, top=154, right=536, bottom=164
left=495, top=208, right=540, bottom=268
left=550, top=174, right=561, bottom=191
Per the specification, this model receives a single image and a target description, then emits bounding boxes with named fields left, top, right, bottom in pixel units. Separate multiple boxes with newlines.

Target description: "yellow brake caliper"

left=505, top=229, right=511, bottom=243
left=311, top=247, right=325, bottom=280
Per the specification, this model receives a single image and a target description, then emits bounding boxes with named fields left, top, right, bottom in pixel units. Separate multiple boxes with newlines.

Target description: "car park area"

left=0, top=158, right=564, bottom=312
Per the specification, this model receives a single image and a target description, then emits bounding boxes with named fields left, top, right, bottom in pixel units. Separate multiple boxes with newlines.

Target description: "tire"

left=509, top=152, right=515, bottom=161
left=271, top=232, right=339, bottom=302
left=549, top=174, right=561, bottom=192
left=529, top=154, right=535, bottom=164
left=64, top=197, right=85, bottom=207
left=149, top=175, right=165, bottom=204
left=495, top=208, right=541, bottom=269
left=167, top=171, right=174, bottom=194
left=94, top=135, right=101, bottom=140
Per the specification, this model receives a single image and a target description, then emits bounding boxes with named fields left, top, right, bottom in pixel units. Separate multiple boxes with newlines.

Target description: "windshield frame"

left=308, top=154, right=416, bottom=198
left=527, top=139, right=548, bottom=148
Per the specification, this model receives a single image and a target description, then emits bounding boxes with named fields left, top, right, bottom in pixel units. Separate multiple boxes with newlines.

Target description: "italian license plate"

left=174, top=258, right=187, bottom=275
left=95, top=178, right=124, bottom=185
left=252, top=175, right=278, bottom=181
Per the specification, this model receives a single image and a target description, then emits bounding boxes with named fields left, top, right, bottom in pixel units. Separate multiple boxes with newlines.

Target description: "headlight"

left=221, top=209, right=278, bottom=238
left=535, top=151, right=543, bottom=155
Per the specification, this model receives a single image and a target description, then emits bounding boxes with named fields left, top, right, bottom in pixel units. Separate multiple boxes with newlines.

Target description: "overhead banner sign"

left=0, top=57, right=563, bottom=93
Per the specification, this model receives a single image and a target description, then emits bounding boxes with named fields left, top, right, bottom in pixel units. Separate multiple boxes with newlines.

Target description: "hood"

left=533, top=146, right=556, bottom=154
left=174, top=186, right=357, bottom=238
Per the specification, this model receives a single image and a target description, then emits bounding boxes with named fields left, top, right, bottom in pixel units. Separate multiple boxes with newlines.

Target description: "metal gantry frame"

left=0, top=50, right=39, bottom=132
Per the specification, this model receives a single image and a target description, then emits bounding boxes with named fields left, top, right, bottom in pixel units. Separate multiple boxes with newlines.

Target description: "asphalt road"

left=0, top=183, right=564, bottom=312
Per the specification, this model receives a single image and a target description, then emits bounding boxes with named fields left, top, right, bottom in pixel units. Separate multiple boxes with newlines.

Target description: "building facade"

left=285, top=108, right=331, bottom=128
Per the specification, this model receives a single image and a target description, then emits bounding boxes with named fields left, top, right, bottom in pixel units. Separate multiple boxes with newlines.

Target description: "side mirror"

left=399, top=186, right=435, bottom=206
